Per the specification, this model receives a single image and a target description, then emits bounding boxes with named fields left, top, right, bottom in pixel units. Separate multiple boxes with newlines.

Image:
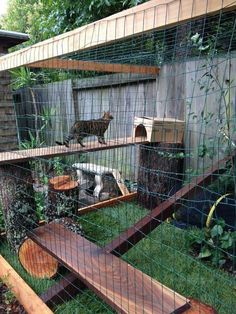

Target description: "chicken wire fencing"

left=0, top=2, right=236, bottom=314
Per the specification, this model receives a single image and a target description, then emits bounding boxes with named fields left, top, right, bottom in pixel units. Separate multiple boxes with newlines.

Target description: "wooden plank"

left=0, top=0, right=235, bottom=71
left=104, top=157, right=229, bottom=256
left=0, top=137, right=148, bottom=165
left=78, top=192, right=137, bottom=215
left=184, top=298, right=217, bottom=314
left=112, top=169, right=130, bottom=196
left=41, top=273, right=86, bottom=308
left=0, top=255, right=53, bottom=314
left=28, top=59, right=160, bottom=75
left=29, top=222, right=189, bottom=314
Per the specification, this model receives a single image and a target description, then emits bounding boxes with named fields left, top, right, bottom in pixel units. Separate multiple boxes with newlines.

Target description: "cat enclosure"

left=0, top=0, right=236, bottom=313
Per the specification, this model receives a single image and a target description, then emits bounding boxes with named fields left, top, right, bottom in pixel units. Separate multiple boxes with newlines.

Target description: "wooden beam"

left=30, top=223, right=189, bottom=314
left=104, top=157, right=229, bottom=256
left=28, top=59, right=160, bottom=75
left=78, top=192, right=137, bottom=215
left=0, top=255, right=53, bottom=314
left=0, top=137, right=148, bottom=165
left=41, top=273, right=86, bottom=308
left=0, top=0, right=235, bottom=71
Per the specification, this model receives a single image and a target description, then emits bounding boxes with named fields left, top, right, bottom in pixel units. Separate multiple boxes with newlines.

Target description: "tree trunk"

left=0, top=163, right=37, bottom=251
left=45, top=176, right=79, bottom=222
left=137, top=143, right=184, bottom=210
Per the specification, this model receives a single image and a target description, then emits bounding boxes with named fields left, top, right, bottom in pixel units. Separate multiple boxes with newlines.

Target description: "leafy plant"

left=190, top=219, right=236, bottom=269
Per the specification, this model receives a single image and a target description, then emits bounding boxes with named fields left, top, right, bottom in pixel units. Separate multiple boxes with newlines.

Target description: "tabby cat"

left=56, top=111, right=113, bottom=147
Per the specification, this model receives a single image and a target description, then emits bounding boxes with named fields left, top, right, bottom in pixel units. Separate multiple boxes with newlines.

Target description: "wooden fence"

left=13, top=54, right=236, bottom=176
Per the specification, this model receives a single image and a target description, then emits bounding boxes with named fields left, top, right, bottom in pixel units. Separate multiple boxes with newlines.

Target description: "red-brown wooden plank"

left=41, top=273, right=85, bottom=308
left=104, top=158, right=229, bottom=256
left=29, top=223, right=189, bottom=314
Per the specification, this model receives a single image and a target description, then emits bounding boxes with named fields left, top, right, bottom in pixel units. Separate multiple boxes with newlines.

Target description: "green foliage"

left=1, top=0, right=148, bottom=45
left=189, top=219, right=236, bottom=268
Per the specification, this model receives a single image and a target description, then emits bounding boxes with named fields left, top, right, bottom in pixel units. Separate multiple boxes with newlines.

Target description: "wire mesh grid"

left=0, top=1, right=236, bottom=313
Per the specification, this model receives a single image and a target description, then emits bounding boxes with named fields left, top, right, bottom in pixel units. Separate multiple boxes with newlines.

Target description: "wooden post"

left=45, top=176, right=79, bottom=222
left=137, top=142, right=184, bottom=209
left=0, top=163, right=37, bottom=251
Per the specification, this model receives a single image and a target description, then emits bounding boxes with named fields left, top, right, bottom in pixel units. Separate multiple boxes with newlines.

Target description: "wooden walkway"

left=29, top=223, right=189, bottom=314
left=0, top=137, right=147, bottom=165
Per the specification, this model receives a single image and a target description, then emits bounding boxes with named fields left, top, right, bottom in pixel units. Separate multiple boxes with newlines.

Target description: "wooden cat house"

left=133, top=117, right=185, bottom=143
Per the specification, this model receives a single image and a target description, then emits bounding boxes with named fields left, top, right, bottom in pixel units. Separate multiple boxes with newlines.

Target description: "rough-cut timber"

left=0, top=137, right=148, bottom=165
left=29, top=59, right=160, bottom=74
left=0, top=255, right=53, bottom=314
left=105, top=157, right=229, bottom=256
left=0, top=0, right=235, bottom=71
left=29, top=222, right=189, bottom=314
left=18, top=238, right=58, bottom=279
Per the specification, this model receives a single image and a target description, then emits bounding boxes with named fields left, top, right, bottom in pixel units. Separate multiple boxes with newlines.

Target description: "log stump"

left=137, top=143, right=184, bottom=210
left=0, top=163, right=37, bottom=252
left=18, top=238, right=58, bottom=279
left=44, top=176, right=79, bottom=222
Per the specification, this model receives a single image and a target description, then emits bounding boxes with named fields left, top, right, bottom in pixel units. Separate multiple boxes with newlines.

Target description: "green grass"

left=1, top=202, right=236, bottom=313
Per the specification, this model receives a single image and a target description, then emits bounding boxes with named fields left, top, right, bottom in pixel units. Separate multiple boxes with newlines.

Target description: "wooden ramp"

left=0, top=137, right=147, bottom=165
left=29, top=223, right=189, bottom=314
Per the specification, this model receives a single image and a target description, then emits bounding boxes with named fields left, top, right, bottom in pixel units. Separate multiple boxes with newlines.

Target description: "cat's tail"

left=56, top=133, right=73, bottom=147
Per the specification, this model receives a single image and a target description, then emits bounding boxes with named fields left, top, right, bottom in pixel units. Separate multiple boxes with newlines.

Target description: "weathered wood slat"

left=104, top=157, right=229, bottom=256
left=30, top=223, right=189, bottom=314
left=0, top=137, right=148, bottom=165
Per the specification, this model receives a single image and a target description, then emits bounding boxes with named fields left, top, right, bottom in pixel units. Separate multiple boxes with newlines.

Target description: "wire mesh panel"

left=0, top=1, right=236, bottom=313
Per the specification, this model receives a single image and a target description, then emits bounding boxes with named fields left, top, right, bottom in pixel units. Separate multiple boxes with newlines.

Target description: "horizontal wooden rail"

left=0, top=137, right=148, bottom=165
left=28, top=59, right=160, bottom=75
left=104, top=157, right=229, bottom=256
left=0, top=0, right=235, bottom=71
left=0, top=255, right=53, bottom=314
left=78, top=192, right=137, bottom=215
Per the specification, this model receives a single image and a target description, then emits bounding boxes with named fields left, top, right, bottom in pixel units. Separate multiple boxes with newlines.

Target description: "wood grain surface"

left=29, top=223, right=189, bottom=314
left=0, top=137, right=147, bottom=165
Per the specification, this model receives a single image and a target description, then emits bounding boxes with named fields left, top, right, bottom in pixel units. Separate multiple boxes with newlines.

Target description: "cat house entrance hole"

left=135, top=124, right=147, bottom=139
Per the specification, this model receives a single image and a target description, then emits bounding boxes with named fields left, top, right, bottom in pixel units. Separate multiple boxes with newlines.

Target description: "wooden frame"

left=104, top=157, right=229, bottom=255
left=78, top=192, right=137, bottom=215
left=0, top=255, right=53, bottom=314
left=0, top=0, right=235, bottom=71
left=28, top=59, right=160, bottom=74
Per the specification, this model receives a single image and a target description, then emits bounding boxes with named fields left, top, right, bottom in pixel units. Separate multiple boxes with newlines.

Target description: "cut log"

left=18, top=238, right=58, bottom=279
left=137, top=143, right=183, bottom=209
left=44, top=176, right=79, bottom=222
left=0, top=163, right=37, bottom=251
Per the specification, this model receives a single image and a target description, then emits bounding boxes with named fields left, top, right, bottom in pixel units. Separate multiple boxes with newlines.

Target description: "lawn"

left=0, top=202, right=235, bottom=314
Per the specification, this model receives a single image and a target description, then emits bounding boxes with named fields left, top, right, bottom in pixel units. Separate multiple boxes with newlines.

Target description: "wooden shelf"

left=0, top=137, right=148, bottom=165
left=29, top=222, right=189, bottom=314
